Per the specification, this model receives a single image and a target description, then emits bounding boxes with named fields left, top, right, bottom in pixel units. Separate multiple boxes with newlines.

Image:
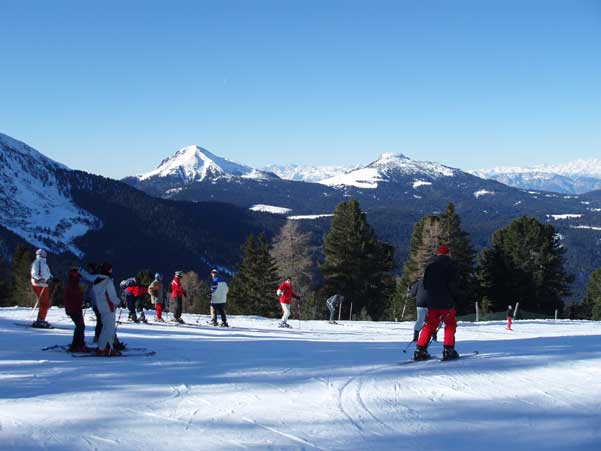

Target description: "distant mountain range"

left=264, top=158, right=601, bottom=195
left=471, top=161, right=601, bottom=194
left=2, top=132, right=601, bottom=299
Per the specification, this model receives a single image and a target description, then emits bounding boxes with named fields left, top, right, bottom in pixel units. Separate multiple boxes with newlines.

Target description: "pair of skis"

left=42, top=344, right=155, bottom=358
left=401, top=350, right=479, bottom=365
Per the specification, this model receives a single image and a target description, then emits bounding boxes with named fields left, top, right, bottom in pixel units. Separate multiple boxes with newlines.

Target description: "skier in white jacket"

left=31, top=249, right=53, bottom=328
left=92, top=262, right=123, bottom=356
left=210, top=269, right=229, bottom=327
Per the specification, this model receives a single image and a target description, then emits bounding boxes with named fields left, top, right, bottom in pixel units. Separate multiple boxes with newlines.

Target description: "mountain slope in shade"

left=0, top=132, right=99, bottom=256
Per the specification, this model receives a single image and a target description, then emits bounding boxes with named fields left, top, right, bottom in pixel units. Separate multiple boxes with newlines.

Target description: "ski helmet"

left=155, top=272, right=162, bottom=281
left=36, top=249, right=47, bottom=258
left=175, top=271, right=183, bottom=277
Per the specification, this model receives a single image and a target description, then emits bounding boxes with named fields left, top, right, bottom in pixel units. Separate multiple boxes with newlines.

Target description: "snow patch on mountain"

left=413, top=180, right=432, bottom=189
left=548, top=214, right=582, bottom=220
left=320, top=153, right=457, bottom=188
left=287, top=214, right=334, bottom=220
left=0, top=132, right=99, bottom=256
left=138, top=145, right=276, bottom=183
left=474, top=189, right=494, bottom=198
left=249, top=205, right=292, bottom=215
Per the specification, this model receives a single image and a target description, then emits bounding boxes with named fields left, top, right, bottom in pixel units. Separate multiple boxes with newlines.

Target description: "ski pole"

left=298, top=299, right=301, bottom=330
left=28, top=286, right=45, bottom=322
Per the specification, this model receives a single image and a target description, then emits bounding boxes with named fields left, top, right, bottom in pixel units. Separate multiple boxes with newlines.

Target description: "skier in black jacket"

left=414, top=245, right=461, bottom=361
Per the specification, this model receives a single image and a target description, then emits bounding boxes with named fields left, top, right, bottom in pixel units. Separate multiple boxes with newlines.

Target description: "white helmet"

left=36, top=249, right=47, bottom=258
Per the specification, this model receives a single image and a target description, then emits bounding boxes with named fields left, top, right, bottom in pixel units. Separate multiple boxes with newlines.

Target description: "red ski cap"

left=437, top=245, right=450, bottom=255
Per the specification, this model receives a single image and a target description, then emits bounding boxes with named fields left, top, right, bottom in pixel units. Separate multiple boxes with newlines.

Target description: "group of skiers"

left=29, top=244, right=512, bottom=360
left=29, top=250, right=234, bottom=356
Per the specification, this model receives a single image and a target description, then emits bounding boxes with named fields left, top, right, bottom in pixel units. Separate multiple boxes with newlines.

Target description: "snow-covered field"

left=1, top=307, right=600, bottom=451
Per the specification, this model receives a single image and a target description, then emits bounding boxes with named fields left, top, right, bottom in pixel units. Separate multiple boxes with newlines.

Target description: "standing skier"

left=64, top=268, right=90, bottom=352
left=276, top=277, right=299, bottom=328
left=148, top=273, right=165, bottom=322
left=132, top=283, right=148, bottom=323
left=325, top=294, right=344, bottom=324
left=170, top=271, right=187, bottom=323
left=209, top=269, right=229, bottom=327
left=92, top=263, right=122, bottom=356
left=506, top=305, right=514, bottom=330
left=30, top=249, right=53, bottom=328
left=410, top=279, right=437, bottom=342
left=414, top=245, right=461, bottom=361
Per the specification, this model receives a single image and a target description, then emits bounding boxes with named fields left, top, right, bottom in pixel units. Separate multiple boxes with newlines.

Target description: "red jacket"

left=131, top=285, right=148, bottom=297
left=171, top=277, right=187, bottom=298
left=277, top=281, right=297, bottom=305
left=64, top=277, right=83, bottom=316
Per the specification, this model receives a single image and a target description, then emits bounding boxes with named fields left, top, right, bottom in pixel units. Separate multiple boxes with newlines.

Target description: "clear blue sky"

left=1, top=0, right=600, bottom=178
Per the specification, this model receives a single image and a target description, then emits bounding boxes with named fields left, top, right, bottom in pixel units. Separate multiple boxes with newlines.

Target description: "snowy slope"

left=0, top=133, right=99, bottom=256
left=320, top=153, right=457, bottom=189
left=137, top=145, right=277, bottom=183
left=1, top=307, right=600, bottom=451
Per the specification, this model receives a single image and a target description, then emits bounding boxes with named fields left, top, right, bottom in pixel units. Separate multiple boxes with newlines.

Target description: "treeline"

left=226, top=200, right=594, bottom=321
left=2, top=198, right=601, bottom=321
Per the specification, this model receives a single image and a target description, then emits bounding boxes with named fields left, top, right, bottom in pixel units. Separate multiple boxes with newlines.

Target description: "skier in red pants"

left=506, top=305, right=514, bottom=330
left=414, top=245, right=461, bottom=361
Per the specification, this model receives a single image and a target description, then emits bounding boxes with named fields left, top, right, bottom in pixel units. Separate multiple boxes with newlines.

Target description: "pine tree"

left=439, top=203, right=477, bottom=314
left=271, top=220, right=314, bottom=300
left=229, top=233, right=280, bottom=317
left=478, top=216, right=572, bottom=315
left=583, top=269, right=601, bottom=320
left=391, top=204, right=476, bottom=319
left=10, top=244, right=36, bottom=307
left=320, top=200, right=395, bottom=320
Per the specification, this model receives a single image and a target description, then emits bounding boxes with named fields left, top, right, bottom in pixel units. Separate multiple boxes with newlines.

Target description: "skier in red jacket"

left=170, top=271, right=187, bottom=324
left=276, top=277, right=299, bottom=328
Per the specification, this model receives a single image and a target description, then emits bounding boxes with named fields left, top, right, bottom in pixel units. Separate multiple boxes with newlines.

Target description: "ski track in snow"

left=1, top=307, right=601, bottom=450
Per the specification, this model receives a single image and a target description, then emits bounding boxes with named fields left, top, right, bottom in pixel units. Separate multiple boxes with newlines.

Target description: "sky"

left=1, top=0, right=600, bottom=179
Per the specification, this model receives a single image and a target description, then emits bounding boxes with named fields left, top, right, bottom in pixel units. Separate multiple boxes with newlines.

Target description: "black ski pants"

left=211, top=303, right=227, bottom=324
left=93, top=305, right=103, bottom=342
left=69, top=310, right=85, bottom=348
left=172, top=296, right=183, bottom=320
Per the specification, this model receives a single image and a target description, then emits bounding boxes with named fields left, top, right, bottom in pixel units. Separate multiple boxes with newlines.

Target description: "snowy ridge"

left=138, top=145, right=277, bottom=183
left=0, top=132, right=99, bottom=256
left=475, top=159, right=601, bottom=178
left=249, top=204, right=292, bottom=215
left=320, top=153, right=457, bottom=189
left=263, top=163, right=357, bottom=182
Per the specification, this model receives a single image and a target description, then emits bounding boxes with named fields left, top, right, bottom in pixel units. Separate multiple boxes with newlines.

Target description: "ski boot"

left=413, top=345, right=431, bottom=361
left=114, top=340, right=127, bottom=351
left=412, top=330, right=420, bottom=342
left=128, top=314, right=139, bottom=323
left=442, top=346, right=459, bottom=361
left=32, top=320, right=52, bottom=329
left=328, top=320, right=338, bottom=325
left=210, top=319, right=219, bottom=326
left=278, top=321, right=291, bottom=328
left=220, top=322, right=229, bottom=328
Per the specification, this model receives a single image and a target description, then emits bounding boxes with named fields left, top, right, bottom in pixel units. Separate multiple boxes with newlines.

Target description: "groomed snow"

left=1, top=308, right=601, bottom=451
left=249, top=205, right=292, bottom=215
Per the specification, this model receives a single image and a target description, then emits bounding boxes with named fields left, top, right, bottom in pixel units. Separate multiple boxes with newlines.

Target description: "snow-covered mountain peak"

left=0, top=132, right=68, bottom=171
left=139, top=145, right=275, bottom=183
left=320, top=153, right=457, bottom=189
